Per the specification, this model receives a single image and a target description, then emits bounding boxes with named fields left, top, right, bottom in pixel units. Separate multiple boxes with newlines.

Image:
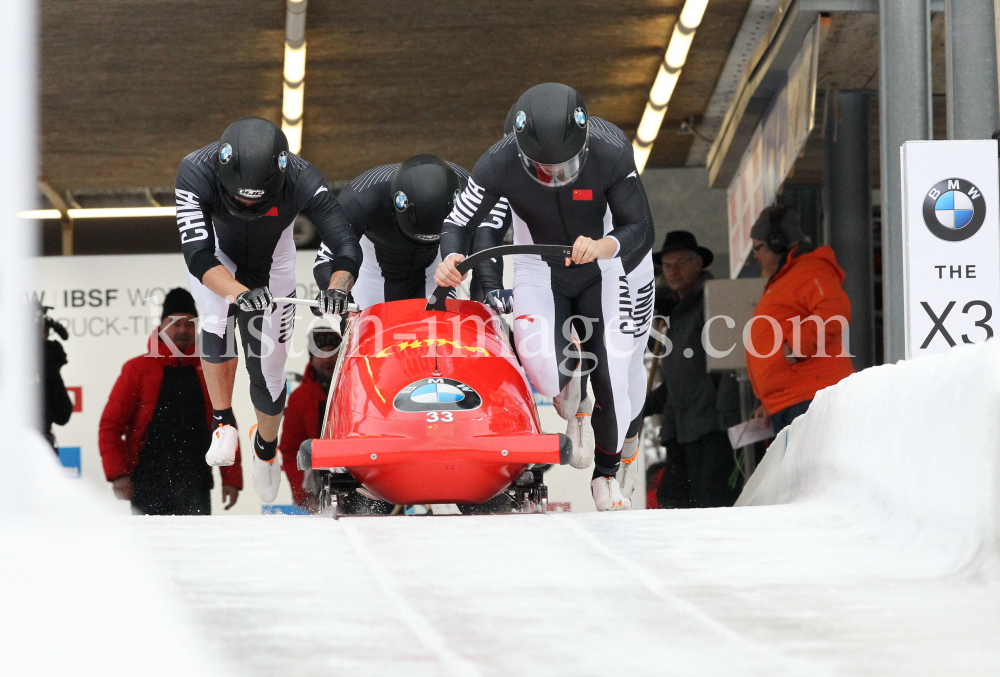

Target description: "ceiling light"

left=19, top=207, right=177, bottom=219
left=632, top=0, right=711, bottom=173
left=282, top=0, right=308, bottom=154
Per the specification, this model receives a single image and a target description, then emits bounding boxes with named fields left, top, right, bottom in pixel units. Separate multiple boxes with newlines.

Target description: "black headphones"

left=765, top=206, right=798, bottom=254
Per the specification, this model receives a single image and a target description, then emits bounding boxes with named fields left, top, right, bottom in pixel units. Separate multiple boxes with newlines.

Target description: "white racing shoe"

left=205, top=424, right=238, bottom=467
left=616, top=437, right=640, bottom=500
left=552, top=369, right=581, bottom=421
left=591, top=476, right=631, bottom=511
left=566, top=397, right=596, bottom=469
left=250, top=425, right=281, bottom=504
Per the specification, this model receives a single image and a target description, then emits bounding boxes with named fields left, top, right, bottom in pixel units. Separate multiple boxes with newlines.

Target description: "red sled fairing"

left=311, top=298, right=568, bottom=505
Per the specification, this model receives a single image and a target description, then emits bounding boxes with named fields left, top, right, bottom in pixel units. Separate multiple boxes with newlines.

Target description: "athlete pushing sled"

left=436, top=83, right=656, bottom=511
left=174, top=118, right=361, bottom=502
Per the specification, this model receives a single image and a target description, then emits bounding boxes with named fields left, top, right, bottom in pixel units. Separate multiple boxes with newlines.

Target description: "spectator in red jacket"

left=279, top=328, right=341, bottom=511
left=99, top=288, right=243, bottom=514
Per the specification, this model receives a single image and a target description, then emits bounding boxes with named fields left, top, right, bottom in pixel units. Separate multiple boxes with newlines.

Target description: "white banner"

left=901, top=140, right=1000, bottom=359
left=31, top=252, right=332, bottom=515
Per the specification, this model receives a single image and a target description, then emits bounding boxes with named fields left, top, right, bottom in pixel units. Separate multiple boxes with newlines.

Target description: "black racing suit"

left=440, top=117, right=656, bottom=474
left=174, top=143, right=361, bottom=415
left=311, top=162, right=504, bottom=307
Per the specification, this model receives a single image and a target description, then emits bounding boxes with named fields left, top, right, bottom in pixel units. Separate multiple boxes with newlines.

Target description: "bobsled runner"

left=296, top=245, right=575, bottom=518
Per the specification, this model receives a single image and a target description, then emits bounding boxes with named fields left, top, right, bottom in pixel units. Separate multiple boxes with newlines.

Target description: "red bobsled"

left=304, top=278, right=572, bottom=515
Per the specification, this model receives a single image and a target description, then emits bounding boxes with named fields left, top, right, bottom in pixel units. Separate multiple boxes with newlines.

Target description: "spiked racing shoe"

left=250, top=425, right=281, bottom=504
left=205, top=424, right=238, bottom=467
left=616, top=438, right=640, bottom=500
left=591, top=475, right=631, bottom=511
left=566, top=397, right=596, bottom=469
left=552, top=365, right=581, bottom=421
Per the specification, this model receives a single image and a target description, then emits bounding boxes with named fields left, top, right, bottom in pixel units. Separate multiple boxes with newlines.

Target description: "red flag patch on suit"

left=266, top=207, right=279, bottom=217
left=572, top=189, right=592, bottom=201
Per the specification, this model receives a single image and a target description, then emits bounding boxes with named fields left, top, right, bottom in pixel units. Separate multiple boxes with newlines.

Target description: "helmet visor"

left=516, top=136, right=587, bottom=188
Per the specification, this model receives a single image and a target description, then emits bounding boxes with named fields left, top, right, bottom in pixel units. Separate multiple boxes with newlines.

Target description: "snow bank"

left=1, top=430, right=229, bottom=677
left=738, top=340, right=1000, bottom=575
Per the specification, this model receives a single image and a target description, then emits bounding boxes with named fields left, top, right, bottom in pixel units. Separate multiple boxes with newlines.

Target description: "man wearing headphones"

left=747, top=206, right=854, bottom=431
left=313, top=155, right=476, bottom=309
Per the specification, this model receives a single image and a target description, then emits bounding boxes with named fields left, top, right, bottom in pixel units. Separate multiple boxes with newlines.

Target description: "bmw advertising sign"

left=902, top=140, right=1000, bottom=359
left=393, top=377, right=482, bottom=412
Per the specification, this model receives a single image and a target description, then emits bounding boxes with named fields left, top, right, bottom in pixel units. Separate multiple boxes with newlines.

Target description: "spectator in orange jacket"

left=99, top=288, right=242, bottom=514
left=279, top=328, right=341, bottom=511
left=747, top=207, right=854, bottom=431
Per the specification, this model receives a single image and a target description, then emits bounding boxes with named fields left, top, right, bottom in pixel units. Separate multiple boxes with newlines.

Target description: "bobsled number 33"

left=298, top=245, right=574, bottom=518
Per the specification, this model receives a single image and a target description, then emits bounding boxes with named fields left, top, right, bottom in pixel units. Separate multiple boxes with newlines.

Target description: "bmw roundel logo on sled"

left=394, top=378, right=482, bottom=413
left=922, top=178, right=986, bottom=242
left=573, top=107, right=587, bottom=128
left=514, top=110, right=526, bottom=132
left=277, top=151, right=288, bottom=171
left=394, top=191, right=409, bottom=211
left=219, top=143, right=232, bottom=164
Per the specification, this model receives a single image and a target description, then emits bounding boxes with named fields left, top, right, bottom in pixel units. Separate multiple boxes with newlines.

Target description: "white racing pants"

left=189, top=247, right=296, bottom=416
left=511, top=252, right=654, bottom=474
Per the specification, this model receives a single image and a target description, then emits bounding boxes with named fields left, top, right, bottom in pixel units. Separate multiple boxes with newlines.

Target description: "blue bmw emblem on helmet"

left=219, top=143, right=232, bottom=164
left=394, top=191, right=409, bottom=211
left=514, top=110, right=526, bottom=132
left=277, top=151, right=288, bottom=171
left=574, top=107, right=587, bottom=128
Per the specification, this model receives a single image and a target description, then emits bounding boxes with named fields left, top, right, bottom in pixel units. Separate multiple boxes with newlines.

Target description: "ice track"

left=128, top=339, right=1000, bottom=676
left=129, top=503, right=1000, bottom=677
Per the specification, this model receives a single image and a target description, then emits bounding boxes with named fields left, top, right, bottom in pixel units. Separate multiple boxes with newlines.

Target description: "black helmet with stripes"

left=390, top=155, right=461, bottom=247
left=512, top=83, right=589, bottom=188
left=216, top=117, right=289, bottom=220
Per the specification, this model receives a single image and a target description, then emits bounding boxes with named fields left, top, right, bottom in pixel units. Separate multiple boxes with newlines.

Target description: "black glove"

left=236, top=287, right=274, bottom=312
left=485, top=289, right=514, bottom=315
left=310, top=288, right=349, bottom=317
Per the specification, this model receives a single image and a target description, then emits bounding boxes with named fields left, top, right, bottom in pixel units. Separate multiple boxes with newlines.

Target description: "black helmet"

left=512, top=83, right=589, bottom=188
left=390, top=155, right=461, bottom=247
left=216, top=117, right=290, bottom=220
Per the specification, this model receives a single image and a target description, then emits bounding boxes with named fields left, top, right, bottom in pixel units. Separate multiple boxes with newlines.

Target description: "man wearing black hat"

left=646, top=232, right=741, bottom=508
left=99, top=288, right=243, bottom=515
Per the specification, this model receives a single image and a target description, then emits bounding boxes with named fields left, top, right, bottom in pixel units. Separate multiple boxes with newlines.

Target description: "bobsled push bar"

left=272, top=297, right=360, bottom=313
left=425, top=244, right=573, bottom=312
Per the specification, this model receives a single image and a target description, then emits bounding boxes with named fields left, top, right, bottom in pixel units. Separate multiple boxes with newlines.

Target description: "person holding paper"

left=644, top=231, right=742, bottom=508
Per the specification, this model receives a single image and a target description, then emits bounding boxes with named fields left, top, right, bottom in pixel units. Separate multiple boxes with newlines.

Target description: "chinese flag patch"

left=572, top=189, right=593, bottom=201
left=266, top=207, right=279, bottom=217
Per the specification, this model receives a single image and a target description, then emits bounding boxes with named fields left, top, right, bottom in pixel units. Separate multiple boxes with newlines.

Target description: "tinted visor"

left=516, top=137, right=587, bottom=188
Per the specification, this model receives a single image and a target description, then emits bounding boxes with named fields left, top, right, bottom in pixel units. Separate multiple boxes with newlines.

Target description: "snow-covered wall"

left=738, top=341, right=1000, bottom=575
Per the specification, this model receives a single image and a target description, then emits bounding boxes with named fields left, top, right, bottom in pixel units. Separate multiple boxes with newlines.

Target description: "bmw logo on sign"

left=514, top=110, right=526, bottom=132
left=394, top=191, right=409, bottom=211
left=574, top=107, right=587, bottom=128
left=394, top=378, right=483, bottom=412
left=922, top=178, right=987, bottom=241
left=219, top=143, right=233, bottom=164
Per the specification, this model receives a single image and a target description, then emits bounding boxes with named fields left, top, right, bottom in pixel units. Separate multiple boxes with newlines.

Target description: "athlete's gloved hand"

left=236, top=287, right=274, bottom=312
left=485, top=289, right=514, bottom=315
left=310, top=288, right=349, bottom=317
